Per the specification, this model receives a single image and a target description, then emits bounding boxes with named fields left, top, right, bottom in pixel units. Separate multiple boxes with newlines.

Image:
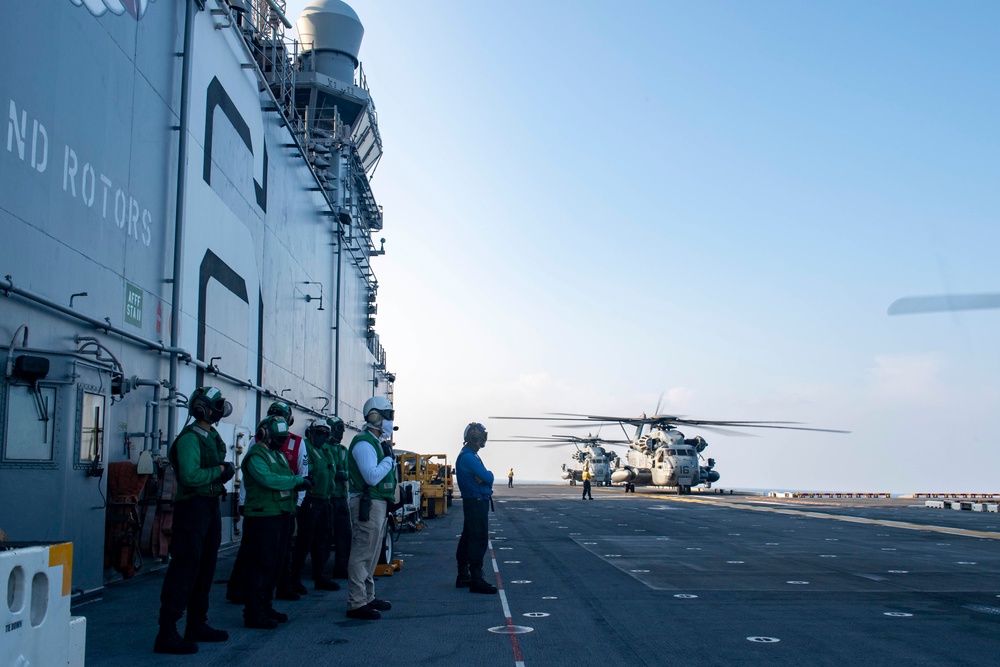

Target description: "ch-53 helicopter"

left=492, top=411, right=848, bottom=494
left=491, top=434, right=628, bottom=486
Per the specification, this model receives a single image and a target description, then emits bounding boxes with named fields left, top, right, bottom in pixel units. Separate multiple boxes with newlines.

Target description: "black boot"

left=184, top=621, right=229, bottom=642
left=315, top=576, right=341, bottom=591
left=275, top=587, right=301, bottom=601
left=244, top=613, right=279, bottom=630
left=154, top=623, right=198, bottom=654
left=468, top=568, right=498, bottom=594
left=455, top=564, right=472, bottom=588
left=265, top=607, right=289, bottom=623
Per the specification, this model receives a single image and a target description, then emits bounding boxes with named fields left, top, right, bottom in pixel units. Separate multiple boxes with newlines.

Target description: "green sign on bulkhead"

left=125, top=282, right=143, bottom=328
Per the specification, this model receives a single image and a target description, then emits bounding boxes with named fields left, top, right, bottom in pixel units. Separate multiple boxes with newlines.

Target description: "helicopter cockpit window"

left=666, top=449, right=676, bottom=455
left=2, top=383, right=57, bottom=462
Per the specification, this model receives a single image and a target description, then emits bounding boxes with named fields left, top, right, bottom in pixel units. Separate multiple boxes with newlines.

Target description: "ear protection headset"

left=464, top=422, right=488, bottom=447
left=189, top=387, right=231, bottom=422
left=267, top=401, right=294, bottom=427
left=189, top=390, right=211, bottom=421
left=256, top=415, right=289, bottom=446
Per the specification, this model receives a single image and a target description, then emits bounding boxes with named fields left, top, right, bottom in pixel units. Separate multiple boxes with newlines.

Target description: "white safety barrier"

left=1, top=542, right=86, bottom=666
left=769, top=492, right=892, bottom=499
left=924, top=500, right=999, bottom=513
left=913, top=493, right=1000, bottom=499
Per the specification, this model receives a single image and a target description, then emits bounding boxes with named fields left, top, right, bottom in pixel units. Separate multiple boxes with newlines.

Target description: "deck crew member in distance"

left=455, top=422, right=498, bottom=594
left=154, top=387, right=235, bottom=655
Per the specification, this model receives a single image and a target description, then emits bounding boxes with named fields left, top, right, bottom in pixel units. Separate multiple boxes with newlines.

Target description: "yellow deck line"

left=638, top=494, right=1000, bottom=540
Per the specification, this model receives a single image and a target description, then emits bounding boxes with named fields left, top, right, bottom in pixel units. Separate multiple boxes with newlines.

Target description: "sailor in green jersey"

left=154, top=387, right=235, bottom=655
left=237, top=415, right=312, bottom=629
left=289, top=419, right=341, bottom=591
left=327, top=415, right=352, bottom=579
left=345, top=396, right=396, bottom=620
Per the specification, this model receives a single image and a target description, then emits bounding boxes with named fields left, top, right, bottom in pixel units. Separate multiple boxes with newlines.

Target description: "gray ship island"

left=3, top=2, right=1000, bottom=666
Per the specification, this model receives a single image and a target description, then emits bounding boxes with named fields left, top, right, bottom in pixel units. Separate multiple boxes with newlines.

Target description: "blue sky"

left=286, top=1, right=999, bottom=492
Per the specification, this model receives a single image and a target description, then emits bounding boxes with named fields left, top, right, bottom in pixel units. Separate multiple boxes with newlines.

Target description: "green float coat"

left=169, top=424, right=227, bottom=501
left=242, top=442, right=301, bottom=516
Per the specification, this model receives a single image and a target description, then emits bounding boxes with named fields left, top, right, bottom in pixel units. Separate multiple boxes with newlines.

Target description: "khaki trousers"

left=347, top=496, right=387, bottom=610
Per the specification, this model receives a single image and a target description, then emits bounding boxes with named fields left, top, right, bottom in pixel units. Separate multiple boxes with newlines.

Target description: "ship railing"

left=356, top=62, right=370, bottom=92
left=229, top=0, right=299, bottom=118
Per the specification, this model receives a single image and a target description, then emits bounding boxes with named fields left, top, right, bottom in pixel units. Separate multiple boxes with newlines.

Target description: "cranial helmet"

left=256, top=415, right=290, bottom=449
left=267, top=401, right=294, bottom=427
left=188, top=386, right=232, bottom=423
left=363, top=395, right=394, bottom=425
left=307, top=418, right=331, bottom=440
left=326, top=415, right=346, bottom=441
left=464, top=422, right=488, bottom=449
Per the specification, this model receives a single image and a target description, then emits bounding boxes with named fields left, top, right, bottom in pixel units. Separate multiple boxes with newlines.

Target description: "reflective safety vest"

left=330, top=442, right=350, bottom=499
left=280, top=433, right=304, bottom=475
left=303, top=437, right=334, bottom=499
left=242, top=443, right=298, bottom=516
left=348, top=430, right=396, bottom=501
left=169, top=425, right=227, bottom=501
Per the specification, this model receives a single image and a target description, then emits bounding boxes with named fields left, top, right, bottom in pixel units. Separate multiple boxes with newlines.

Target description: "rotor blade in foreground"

left=888, top=293, right=1000, bottom=315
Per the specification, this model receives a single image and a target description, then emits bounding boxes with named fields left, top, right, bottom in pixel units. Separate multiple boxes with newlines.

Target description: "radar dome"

left=296, top=0, right=365, bottom=83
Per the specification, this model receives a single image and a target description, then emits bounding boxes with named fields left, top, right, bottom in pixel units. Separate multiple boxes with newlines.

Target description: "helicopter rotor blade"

left=888, top=293, right=1000, bottom=315
left=681, top=424, right=758, bottom=437
left=552, top=422, right=622, bottom=431
left=493, top=413, right=848, bottom=434
left=717, top=423, right=850, bottom=434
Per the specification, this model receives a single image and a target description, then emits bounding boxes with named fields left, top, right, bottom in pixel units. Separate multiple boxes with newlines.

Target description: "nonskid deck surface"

left=83, top=485, right=1000, bottom=666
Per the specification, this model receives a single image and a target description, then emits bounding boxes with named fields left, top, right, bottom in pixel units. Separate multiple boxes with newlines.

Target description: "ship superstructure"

left=0, top=0, right=393, bottom=597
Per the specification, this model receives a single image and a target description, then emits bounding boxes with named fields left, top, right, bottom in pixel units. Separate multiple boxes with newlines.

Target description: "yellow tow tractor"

left=399, top=452, right=451, bottom=519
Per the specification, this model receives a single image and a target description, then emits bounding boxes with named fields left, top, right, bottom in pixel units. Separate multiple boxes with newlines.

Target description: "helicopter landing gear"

left=676, top=485, right=691, bottom=495
left=624, top=483, right=635, bottom=493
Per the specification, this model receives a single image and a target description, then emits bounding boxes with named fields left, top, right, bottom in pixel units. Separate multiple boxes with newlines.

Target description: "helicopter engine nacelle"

left=701, top=468, right=720, bottom=484
left=685, top=436, right=708, bottom=452
left=611, top=468, right=635, bottom=484
left=561, top=470, right=573, bottom=480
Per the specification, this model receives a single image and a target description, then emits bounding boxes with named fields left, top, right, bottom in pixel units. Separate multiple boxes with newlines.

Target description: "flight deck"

left=82, top=485, right=1000, bottom=666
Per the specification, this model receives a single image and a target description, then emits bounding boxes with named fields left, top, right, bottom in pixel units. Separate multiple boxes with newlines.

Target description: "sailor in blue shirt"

left=454, top=422, right=498, bottom=594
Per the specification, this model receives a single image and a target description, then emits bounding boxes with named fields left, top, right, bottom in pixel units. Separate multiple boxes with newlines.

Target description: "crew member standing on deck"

left=268, top=401, right=309, bottom=601
left=289, top=419, right=341, bottom=592
left=328, top=416, right=352, bottom=579
left=345, top=396, right=397, bottom=620
left=229, top=400, right=305, bottom=603
left=455, top=422, right=498, bottom=594
left=154, top=387, right=234, bottom=655
left=581, top=466, right=594, bottom=500
left=508, top=467, right=514, bottom=488
left=239, top=415, right=311, bottom=629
